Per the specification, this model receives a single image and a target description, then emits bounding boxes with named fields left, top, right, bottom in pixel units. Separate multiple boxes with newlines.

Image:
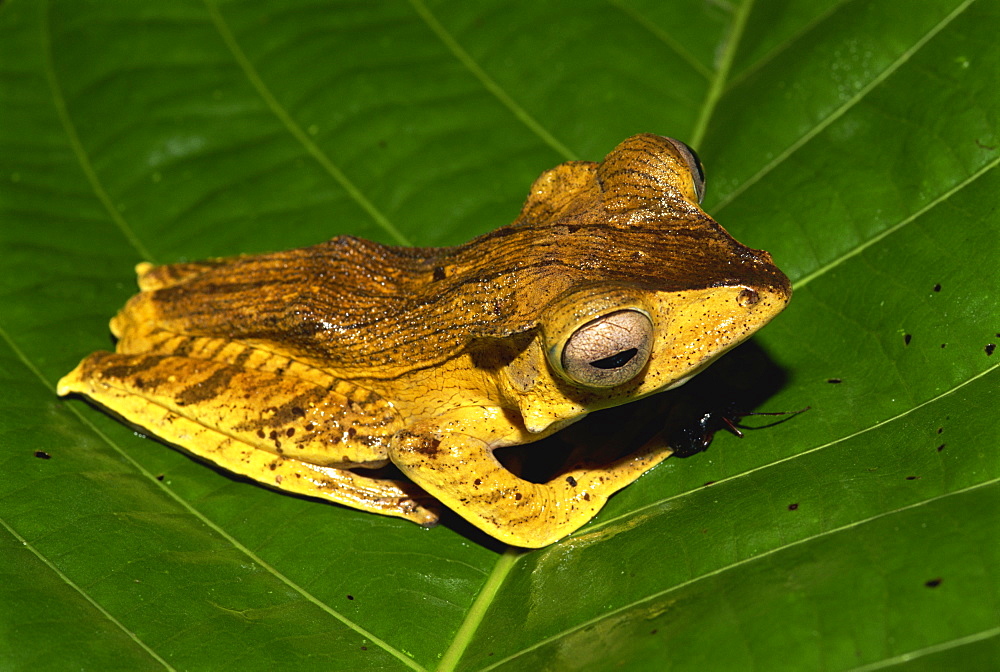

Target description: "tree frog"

left=59, top=134, right=791, bottom=548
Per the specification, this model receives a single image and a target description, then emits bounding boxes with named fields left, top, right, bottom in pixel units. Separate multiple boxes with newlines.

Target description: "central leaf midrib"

left=688, top=0, right=754, bottom=149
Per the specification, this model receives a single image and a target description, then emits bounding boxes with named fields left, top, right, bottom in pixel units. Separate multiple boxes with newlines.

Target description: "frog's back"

left=124, top=134, right=787, bottom=373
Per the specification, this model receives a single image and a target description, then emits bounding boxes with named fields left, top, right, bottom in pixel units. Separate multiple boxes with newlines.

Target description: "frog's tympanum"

left=59, top=134, right=790, bottom=548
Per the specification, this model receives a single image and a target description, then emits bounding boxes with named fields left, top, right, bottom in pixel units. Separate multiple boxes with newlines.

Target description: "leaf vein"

left=40, top=0, right=156, bottom=264
left=586, top=364, right=998, bottom=535
left=794, top=155, right=1000, bottom=289
left=712, top=0, right=977, bottom=211
left=723, top=0, right=854, bottom=92
left=609, top=0, right=713, bottom=80
left=435, top=548, right=521, bottom=672
left=407, top=0, right=577, bottom=161
left=688, top=0, right=753, bottom=148
left=0, top=516, right=177, bottom=671
left=485, top=477, right=1000, bottom=671
left=202, top=0, right=410, bottom=246
left=844, top=627, right=1000, bottom=672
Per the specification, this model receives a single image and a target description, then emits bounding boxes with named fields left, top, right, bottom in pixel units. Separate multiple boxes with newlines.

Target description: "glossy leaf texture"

left=1, top=1, right=997, bottom=670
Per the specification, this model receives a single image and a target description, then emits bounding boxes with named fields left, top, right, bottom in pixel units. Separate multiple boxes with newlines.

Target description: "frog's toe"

left=380, top=488, right=440, bottom=527
left=415, top=511, right=440, bottom=528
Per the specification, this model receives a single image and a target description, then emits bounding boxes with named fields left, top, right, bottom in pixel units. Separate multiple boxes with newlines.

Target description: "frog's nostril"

left=737, top=289, right=760, bottom=307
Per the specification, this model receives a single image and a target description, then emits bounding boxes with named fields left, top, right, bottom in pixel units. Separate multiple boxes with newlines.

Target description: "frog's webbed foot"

left=57, top=351, right=440, bottom=527
left=392, top=424, right=672, bottom=548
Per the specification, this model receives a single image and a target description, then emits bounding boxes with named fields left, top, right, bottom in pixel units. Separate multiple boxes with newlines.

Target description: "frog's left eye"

left=665, top=137, right=706, bottom=203
left=560, top=310, right=653, bottom=388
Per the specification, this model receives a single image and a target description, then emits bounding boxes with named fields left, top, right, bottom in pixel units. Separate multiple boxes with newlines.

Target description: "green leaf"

left=1, top=1, right=997, bottom=670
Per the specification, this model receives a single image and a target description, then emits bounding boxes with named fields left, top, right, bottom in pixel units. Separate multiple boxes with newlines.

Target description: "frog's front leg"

left=391, top=409, right=673, bottom=548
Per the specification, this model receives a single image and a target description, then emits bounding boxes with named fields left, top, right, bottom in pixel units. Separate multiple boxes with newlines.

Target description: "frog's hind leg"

left=134, top=259, right=236, bottom=291
left=161, top=411, right=441, bottom=525
left=57, top=351, right=440, bottom=526
left=140, top=402, right=439, bottom=524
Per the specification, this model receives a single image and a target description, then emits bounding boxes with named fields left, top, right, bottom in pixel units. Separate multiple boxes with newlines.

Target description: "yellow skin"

left=58, top=134, right=791, bottom=548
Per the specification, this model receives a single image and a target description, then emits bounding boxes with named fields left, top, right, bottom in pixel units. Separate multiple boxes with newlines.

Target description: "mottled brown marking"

left=94, top=354, right=165, bottom=382
left=399, top=432, right=441, bottom=456
left=171, top=336, right=196, bottom=357
left=231, top=347, right=253, bottom=368
left=177, top=366, right=241, bottom=406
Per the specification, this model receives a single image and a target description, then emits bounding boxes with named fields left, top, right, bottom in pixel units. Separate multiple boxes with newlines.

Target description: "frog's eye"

left=560, top=310, right=653, bottom=388
left=666, top=137, right=706, bottom=203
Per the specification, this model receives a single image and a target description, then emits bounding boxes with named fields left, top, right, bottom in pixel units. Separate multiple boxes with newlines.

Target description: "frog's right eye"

left=559, top=309, right=653, bottom=388
left=665, top=137, right=706, bottom=203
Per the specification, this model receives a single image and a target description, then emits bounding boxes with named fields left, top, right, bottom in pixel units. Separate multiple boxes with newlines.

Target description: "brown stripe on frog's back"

left=137, top=258, right=235, bottom=291
left=121, top=135, right=786, bottom=372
